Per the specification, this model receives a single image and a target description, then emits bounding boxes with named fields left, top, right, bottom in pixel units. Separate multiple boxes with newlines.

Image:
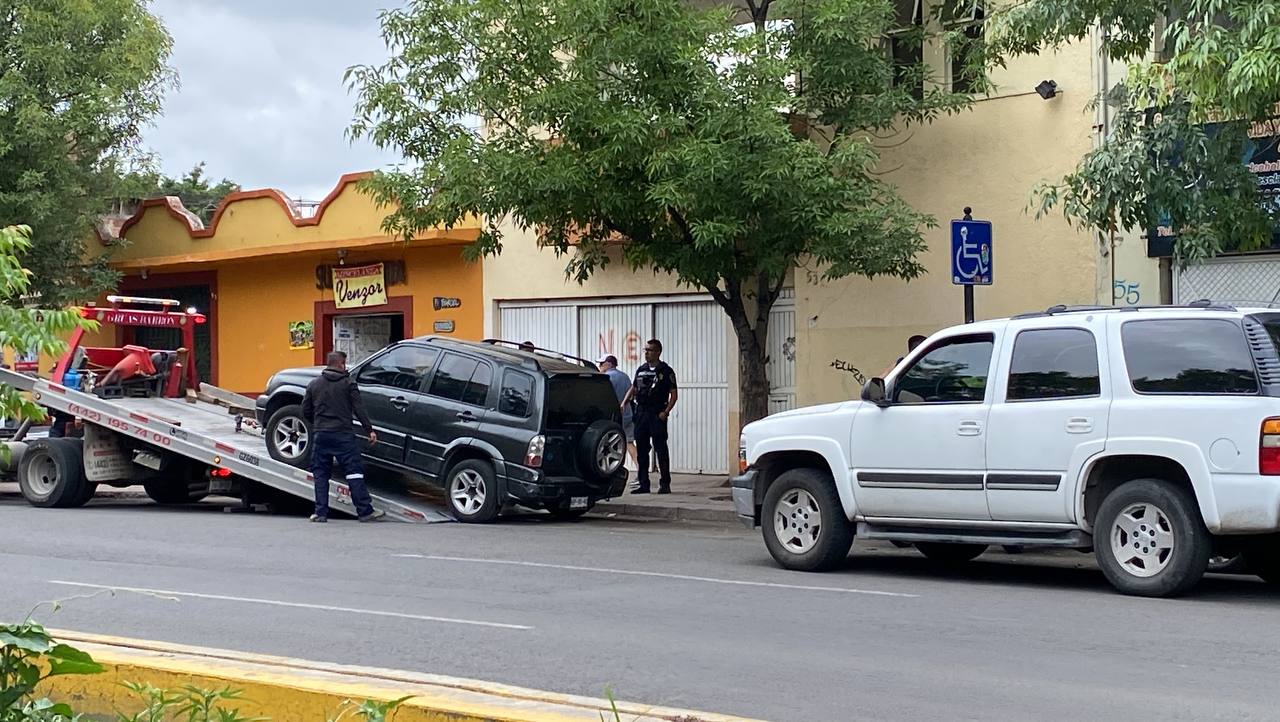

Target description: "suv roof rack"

left=1013, top=299, right=1238, bottom=320
left=480, top=339, right=599, bottom=371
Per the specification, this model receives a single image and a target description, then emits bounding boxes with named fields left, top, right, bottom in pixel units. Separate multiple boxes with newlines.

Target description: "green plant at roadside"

left=327, top=696, right=412, bottom=722
left=117, top=683, right=265, bottom=722
left=0, top=621, right=103, bottom=722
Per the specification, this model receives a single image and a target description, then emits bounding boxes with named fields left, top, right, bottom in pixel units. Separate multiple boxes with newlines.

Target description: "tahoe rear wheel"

left=1094, top=478, right=1211, bottom=597
left=761, top=468, right=854, bottom=572
left=266, top=404, right=311, bottom=468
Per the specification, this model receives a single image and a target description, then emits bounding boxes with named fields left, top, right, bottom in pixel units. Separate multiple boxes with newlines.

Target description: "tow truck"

left=0, top=295, right=447, bottom=522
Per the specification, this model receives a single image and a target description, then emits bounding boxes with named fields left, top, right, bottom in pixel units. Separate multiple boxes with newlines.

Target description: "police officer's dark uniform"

left=629, top=353, right=677, bottom=494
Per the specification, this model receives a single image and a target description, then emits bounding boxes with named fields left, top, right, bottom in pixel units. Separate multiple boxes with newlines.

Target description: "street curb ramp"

left=40, top=631, right=763, bottom=722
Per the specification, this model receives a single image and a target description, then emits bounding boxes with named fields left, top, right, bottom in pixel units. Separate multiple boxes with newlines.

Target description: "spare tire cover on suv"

left=578, top=420, right=626, bottom=481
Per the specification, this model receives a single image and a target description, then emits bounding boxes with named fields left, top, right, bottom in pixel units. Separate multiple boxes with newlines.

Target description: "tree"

left=0, top=0, right=174, bottom=305
left=348, top=0, right=979, bottom=427
left=118, top=162, right=242, bottom=224
left=983, top=0, right=1280, bottom=263
left=0, top=225, right=90, bottom=425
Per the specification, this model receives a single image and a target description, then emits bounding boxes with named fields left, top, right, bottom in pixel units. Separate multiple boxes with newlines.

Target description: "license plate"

left=570, top=496, right=589, bottom=509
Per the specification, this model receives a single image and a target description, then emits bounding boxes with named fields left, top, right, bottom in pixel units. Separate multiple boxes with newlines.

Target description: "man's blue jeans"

left=311, top=431, right=375, bottom=518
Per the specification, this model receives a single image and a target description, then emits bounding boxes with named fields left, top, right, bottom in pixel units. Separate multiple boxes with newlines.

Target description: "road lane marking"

left=394, top=554, right=919, bottom=598
left=47, top=580, right=532, bottom=631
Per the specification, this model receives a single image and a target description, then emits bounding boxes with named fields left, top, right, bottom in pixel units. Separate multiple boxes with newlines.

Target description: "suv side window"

left=356, top=346, right=440, bottom=391
left=1122, top=319, right=1258, bottom=394
left=499, top=370, right=535, bottom=417
left=894, top=334, right=994, bottom=404
left=1007, top=328, right=1100, bottom=401
left=428, top=353, right=480, bottom=401
left=461, top=362, right=493, bottom=407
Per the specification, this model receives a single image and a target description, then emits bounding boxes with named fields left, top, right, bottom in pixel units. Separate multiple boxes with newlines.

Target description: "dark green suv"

left=255, top=338, right=628, bottom=522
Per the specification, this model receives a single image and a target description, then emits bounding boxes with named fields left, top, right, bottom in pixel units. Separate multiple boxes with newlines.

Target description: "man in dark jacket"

left=302, top=351, right=384, bottom=523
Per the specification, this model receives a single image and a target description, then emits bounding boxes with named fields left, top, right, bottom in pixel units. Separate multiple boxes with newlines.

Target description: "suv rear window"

left=545, top=375, right=619, bottom=428
left=1121, top=319, right=1258, bottom=394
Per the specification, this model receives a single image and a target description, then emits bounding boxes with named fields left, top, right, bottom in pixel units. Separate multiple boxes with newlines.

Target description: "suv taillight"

left=1261, top=419, right=1280, bottom=475
left=526, top=435, right=545, bottom=468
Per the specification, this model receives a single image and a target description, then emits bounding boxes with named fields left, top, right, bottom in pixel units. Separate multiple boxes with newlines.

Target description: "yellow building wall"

left=213, top=245, right=483, bottom=394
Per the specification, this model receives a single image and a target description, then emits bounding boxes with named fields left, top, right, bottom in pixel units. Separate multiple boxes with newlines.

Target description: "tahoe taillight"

left=1261, top=419, right=1280, bottom=475
left=526, top=435, right=545, bottom=468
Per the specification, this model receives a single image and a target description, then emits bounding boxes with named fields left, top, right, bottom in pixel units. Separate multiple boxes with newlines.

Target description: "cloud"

left=142, top=0, right=403, bottom=200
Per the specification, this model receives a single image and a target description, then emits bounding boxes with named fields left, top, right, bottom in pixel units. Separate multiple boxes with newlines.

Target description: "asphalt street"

left=3, top=493, right=1279, bottom=721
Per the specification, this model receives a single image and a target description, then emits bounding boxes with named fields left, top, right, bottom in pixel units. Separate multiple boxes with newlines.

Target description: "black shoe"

left=631, top=486, right=651, bottom=495
left=657, top=487, right=671, bottom=495
left=309, top=514, right=328, bottom=523
left=358, top=509, right=386, bottom=523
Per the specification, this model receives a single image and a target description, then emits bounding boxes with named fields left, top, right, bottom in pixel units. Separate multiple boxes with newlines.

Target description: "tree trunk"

left=737, top=324, right=771, bottom=429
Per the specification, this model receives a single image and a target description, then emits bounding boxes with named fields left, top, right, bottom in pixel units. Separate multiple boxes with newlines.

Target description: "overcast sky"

left=143, top=0, right=403, bottom=201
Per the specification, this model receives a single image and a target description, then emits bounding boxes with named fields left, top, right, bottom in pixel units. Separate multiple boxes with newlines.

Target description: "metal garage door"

left=499, top=297, right=729, bottom=473
left=1175, top=255, right=1280, bottom=304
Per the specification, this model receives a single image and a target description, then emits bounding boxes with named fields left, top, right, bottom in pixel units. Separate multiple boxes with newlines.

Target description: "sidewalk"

left=593, top=473, right=737, bottom=523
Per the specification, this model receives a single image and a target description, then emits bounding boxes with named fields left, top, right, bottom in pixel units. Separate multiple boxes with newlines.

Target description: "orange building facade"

left=89, top=173, right=484, bottom=395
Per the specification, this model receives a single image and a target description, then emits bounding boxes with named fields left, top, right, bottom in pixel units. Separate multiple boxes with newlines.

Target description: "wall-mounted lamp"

left=140, top=268, right=149, bottom=280
left=1035, top=79, right=1059, bottom=100
left=337, top=249, right=347, bottom=266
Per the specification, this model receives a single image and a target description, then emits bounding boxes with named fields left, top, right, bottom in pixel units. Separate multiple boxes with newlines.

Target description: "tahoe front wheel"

left=761, top=468, right=854, bottom=572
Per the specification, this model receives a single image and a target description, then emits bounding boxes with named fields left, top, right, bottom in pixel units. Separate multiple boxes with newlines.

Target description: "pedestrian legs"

left=311, top=432, right=335, bottom=518
left=332, top=433, right=375, bottom=517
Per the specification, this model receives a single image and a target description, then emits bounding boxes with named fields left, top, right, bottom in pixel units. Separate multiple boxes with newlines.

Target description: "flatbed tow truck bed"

left=1, top=367, right=451, bottom=523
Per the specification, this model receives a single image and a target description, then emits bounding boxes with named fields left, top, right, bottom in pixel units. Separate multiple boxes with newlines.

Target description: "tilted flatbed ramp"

left=1, top=368, right=451, bottom=523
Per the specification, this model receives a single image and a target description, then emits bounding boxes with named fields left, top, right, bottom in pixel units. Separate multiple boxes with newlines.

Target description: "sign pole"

left=962, top=207, right=974, bottom=324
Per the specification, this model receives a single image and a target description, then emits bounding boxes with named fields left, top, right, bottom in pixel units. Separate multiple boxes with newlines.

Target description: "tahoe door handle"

left=957, top=420, right=983, bottom=436
left=389, top=397, right=409, bottom=411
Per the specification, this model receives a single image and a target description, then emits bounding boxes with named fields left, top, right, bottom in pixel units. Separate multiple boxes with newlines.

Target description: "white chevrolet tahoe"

left=733, top=302, right=1280, bottom=597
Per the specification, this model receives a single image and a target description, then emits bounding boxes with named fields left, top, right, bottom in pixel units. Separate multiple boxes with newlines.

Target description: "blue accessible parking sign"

left=951, top=219, right=993, bottom=286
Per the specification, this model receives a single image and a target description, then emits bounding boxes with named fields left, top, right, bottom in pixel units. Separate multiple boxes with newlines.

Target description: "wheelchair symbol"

left=954, top=226, right=990, bottom=282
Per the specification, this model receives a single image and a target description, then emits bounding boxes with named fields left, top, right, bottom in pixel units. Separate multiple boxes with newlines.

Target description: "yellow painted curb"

left=38, top=630, right=765, bottom=722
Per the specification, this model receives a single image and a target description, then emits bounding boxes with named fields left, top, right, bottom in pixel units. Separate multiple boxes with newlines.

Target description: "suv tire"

left=916, top=542, right=987, bottom=563
left=761, top=468, right=854, bottom=572
left=18, top=438, right=87, bottom=508
left=578, top=420, right=627, bottom=481
left=1094, top=478, right=1211, bottom=597
left=266, top=404, right=311, bottom=468
left=446, top=459, right=501, bottom=523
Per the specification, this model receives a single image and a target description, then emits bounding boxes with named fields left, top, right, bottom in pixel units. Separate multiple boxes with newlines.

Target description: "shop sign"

left=433, top=320, right=455, bottom=334
left=333, top=263, right=387, bottom=309
left=433, top=297, right=462, bottom=310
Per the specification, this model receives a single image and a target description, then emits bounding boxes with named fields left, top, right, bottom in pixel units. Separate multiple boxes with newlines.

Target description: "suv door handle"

left=1066, top=417, right=1093, bottom=434
left=389, top=397, right=410, bottom=411
left=957, top=420, right=983, bottom=436
left=456, top=411, right=476, bottom=421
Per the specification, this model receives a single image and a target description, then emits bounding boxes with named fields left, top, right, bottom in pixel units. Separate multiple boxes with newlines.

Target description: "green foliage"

left=0, top=225, right=94, bottom=424
left=117, top=683, right=266, bottom=722
left=326, top=696, right=413, bottom=722
left=0, top=0, right=174, bottom=304
left=0, top=620, right=104, bottom=721
left=986, top=0, right=1280, bottom=262
left=116, top=162, right=241, bottom=225
left=348, top=0, right=978, bottom=424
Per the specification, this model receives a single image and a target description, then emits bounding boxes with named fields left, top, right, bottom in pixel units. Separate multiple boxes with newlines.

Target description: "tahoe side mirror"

left=861, top=378, right=889, bottom=407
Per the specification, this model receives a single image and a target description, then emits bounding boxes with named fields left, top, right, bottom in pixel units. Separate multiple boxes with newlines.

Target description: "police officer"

left=621, top=339, right=678, bottom=494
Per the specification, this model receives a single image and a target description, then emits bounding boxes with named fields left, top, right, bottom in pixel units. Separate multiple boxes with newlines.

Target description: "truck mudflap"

left=0, top=368, right=450, bottom=523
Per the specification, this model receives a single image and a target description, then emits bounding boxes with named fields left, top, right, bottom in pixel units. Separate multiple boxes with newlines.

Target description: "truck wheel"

left=761, top=468, right=854, bottom=572
left=266, top=405, right=311, bottom=468
left=916, top=542, right=988, bottom=563
left=17, top=438, right=86, bottom=508
left=1094, top=479, right=1211, bottom=597
left=63, top=440, right=96, bottom=508
left=446, top=459, right=501, bottom=523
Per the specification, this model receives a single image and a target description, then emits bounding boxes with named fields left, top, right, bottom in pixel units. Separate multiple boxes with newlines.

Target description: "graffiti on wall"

left=596, top=329, right=644, bottom=364
left=830, top=358, right=867, bottom=385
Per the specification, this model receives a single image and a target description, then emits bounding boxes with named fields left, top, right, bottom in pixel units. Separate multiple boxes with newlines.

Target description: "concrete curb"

left=42, top=630, right=764, bottom=722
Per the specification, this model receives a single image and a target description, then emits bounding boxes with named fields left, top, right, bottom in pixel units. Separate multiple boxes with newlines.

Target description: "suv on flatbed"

left=256, top=338, right=628, bottom=522
left=734, top=302, right=1280, bottom=597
